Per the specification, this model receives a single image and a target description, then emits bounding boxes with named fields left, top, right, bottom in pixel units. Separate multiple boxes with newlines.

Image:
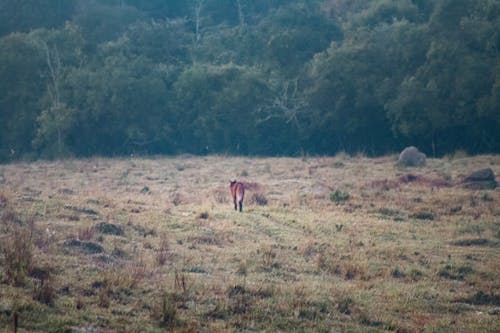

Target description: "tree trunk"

left=431, top=130, right=436, bottom=157
left=58, top=127, right=62, bottom=155
left=194, top=0, right=204, bottom=42
left=236, top=0, right=245, bottom=27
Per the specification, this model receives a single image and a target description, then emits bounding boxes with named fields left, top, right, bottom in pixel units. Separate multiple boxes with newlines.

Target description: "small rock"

left=488, top=307, right=500, bottom=315
left=398, top=146, right=426, bottom=167
left=460, top=168, right=497, bottom=190
left=464, top=168, right=495, bottom=182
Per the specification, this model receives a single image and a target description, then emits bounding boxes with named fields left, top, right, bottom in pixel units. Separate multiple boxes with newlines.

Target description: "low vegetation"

left=0, top=154, right=499, bottom=332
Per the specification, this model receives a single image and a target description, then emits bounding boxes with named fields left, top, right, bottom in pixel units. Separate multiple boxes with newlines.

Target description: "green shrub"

left=330, top=190, right=350, bottom=204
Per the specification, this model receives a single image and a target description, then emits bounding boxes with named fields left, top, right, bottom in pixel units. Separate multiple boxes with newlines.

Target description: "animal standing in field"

left=230, top=180, right=245, bottom=212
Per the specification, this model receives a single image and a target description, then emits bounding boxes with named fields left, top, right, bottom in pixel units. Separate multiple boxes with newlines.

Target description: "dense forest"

left=0, top=0, right=499, bottom=161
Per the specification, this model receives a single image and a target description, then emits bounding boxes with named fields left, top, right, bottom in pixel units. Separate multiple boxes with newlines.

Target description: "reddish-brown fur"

left=230, top=180, right=245, bottom=212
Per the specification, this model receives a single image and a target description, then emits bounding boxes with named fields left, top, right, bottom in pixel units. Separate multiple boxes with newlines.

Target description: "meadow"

left=0, top=154, right=499, bottom=332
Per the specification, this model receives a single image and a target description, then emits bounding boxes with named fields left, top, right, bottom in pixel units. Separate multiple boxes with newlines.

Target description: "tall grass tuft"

left=1, top=223, right=34, bottom=286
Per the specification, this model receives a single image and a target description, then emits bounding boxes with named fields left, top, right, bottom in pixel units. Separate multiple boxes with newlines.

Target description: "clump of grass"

left=212, top=187, right=228, bottom=204
left=77, top=225, right=95, bottom=241
left=133, top=224, right=157, bottom=237
left=260, top=247, right=278, bottom=271
left=63, top=239, right=104, bottom=254
left=188, top=229, right=223, bottom=247
left=1, top=225, right=34, bottom=286
left=98, top=286, right=111, bottom=308
left=459, top=223, right=485, bottom=236
left=463, top=291, right=500, bottom=306
left=410, top=211, right=436, bottom=221
left=343, top=262, right=368, bottom=280
left=333, top=161, right=345, bottom=168
left=156, top=236, right=171, bottom=266
left=378, top=207, right=400, bottom=216
left=0, top=191, right=21, bottom=227
left=391, top=267, right=406, bottom=279
left=315, top=251, right=368, bottom=280
left=250, top=192, right=268, bottom=206
left=438, top=263, right=474, bottom=280
left=337, top=296, right=354, bottom=315
left=448, top=149, right=468, bottom=160
left=171, top=192, right=185, bottom=206
left=174, top=269, right=188, bottom=295
left=152, top=291, right=179, bottom=328
left=111, top=245, right=129, bottom=259
left=97, top=222, right=124, bottom=236
left=237, top=260, right=248, bottom=276
left=34, top=227, right=57, bottom=252
left=451, top=238, right=490, bottom=247
left=75, top=295, right=85, bottom=310
left=330, top=190, right=350, bottom=204
left=316, top=252, right=340, bottom=275
left=32, top=267, right=56, bottom=306
left=408, top=268, right=424, bottom=281
left=377, top=207, right=407, bottom=221
left=94, top=262, right=147, bottom=306
left=161, top=293, right=179, bottom=327
left=480, top=192, right=494, bottom=202
left=64, top=205, right=99, bottom=216
left=198, top=211, right=209, bottom=219
left=0, top=189, right=9, bottom=208
left=1, top=196, right=42, bottom=288
left=227, top=284, right=253, bottom=315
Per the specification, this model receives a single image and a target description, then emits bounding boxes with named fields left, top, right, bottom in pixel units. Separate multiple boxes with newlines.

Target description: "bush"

left=251, top=192, right=268, bottom=206
left=330, top=190, right=350, bottom=204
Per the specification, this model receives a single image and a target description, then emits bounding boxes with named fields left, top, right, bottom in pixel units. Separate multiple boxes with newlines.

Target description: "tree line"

left=0, top=0, right=499, bottom=161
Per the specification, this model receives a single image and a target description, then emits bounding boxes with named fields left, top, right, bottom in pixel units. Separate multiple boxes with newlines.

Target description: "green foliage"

left=173, top=63, right=275, bottom=154
left=0, top=0, right=78, bottom=36
left=330, top=190, right=350, bottom=204
left=0, top=32, right=46, bottom=160
left=0, top=0, right=499, bottom=161
left=33, top=104, right=75, bottom=158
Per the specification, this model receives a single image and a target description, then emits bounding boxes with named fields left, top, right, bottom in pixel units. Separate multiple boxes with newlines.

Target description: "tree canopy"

left=1, top=0, right=499, bottom=161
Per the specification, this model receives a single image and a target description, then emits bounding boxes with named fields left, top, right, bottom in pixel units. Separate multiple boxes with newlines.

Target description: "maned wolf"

left=230, top=180, right=245, bottom=212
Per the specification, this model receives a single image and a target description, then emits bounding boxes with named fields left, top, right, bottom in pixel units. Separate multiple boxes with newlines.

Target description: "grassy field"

left=0, top=154, right=499, bottom=332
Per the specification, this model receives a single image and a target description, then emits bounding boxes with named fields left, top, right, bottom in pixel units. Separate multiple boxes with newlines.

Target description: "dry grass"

left=0, top=154, right=499, bottom=332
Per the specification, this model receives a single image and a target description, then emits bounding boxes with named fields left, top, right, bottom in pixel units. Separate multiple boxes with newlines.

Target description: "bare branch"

left=194, top=0, right=205, bottom=42
left=236, top=0, right=245, bottom=27
left=256, top=78, right=308, bottom=129
left=43, top=43, right=61, bottom=108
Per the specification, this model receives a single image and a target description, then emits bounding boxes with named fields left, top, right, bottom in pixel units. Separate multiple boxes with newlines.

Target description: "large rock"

left=398, top=146, right=426, bottom=167
left=460, top=168, right=497, bottom=189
